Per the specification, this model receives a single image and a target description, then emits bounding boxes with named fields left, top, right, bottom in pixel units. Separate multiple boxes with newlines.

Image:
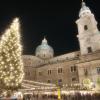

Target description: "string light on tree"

left=0, top=18, right=24, bottom=90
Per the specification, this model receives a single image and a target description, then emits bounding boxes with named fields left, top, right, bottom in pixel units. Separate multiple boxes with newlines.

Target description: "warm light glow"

left=0, top=18, right=24, bottom=90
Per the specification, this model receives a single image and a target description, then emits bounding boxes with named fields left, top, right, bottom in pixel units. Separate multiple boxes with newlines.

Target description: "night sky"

left=0, top=0, right=100, bottom=56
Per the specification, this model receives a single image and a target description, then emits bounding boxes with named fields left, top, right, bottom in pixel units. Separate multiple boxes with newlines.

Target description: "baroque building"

left=23, top=1, right=100, bottom=87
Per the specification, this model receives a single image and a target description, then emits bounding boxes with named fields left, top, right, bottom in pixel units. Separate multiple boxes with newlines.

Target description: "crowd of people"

left=23, top=92, right=100, bottom=100
left=0, top=91, right=100, bottom=100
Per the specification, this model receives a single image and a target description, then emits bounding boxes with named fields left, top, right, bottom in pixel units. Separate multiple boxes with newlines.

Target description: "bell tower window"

left=84, top=25, right=88, bottom=30
left=87, top=47, right=92, bottom=53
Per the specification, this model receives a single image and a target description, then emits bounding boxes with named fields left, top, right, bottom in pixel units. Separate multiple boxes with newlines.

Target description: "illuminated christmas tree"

left=0, top=18, right=24, bottom=90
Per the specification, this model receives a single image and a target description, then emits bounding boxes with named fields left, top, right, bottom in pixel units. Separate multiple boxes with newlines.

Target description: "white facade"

left=76, top=2, right=100, bottom=55
left=23, top=2, right=100, bottom=88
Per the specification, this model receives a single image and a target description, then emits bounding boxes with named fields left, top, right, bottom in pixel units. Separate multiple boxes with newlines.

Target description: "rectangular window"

left=74, top=66, right=76, bottom=72
left=84, top=68, right=88, bottom=76
left=48, top=80, right=51, bottom=83
left=71, top=67, right=73, bottom=72
left=71, top=66, right=76, bottom=72
left=87, top=47, right=92, bottom=53
left=97, top=67, right=100, bottom=74
left=48, top=70, right=51, bottom=75
left=58, top=68, right=62, bottom=73
left=72, top=77, right=76, bottom=82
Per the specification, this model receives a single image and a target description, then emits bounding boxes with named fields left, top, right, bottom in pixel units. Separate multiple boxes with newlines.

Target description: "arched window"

left=84, top=25, right=88, bottom=30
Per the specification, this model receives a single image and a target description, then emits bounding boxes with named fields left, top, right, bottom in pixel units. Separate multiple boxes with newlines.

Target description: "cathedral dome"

left=79, top=2, right=91, bottom=17
left=35, top=37, right=54, bottom=59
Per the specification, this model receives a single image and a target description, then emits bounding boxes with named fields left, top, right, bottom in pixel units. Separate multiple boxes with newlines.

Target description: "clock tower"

left=76, top=1, right=100, bottom=55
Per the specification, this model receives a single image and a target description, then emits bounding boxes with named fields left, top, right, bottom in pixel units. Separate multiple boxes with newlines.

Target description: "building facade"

left=23, top=2, right=100, bottom=87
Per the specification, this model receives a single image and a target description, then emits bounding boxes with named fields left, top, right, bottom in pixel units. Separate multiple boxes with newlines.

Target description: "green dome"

left=35, top=38, right=54, bottom=59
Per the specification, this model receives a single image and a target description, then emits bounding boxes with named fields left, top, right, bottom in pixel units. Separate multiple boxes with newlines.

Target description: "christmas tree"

left=0, top=18, right=24, bottom=90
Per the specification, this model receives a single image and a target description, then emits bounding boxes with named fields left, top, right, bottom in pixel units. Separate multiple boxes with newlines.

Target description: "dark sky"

left=0, top=0, right=100, bottom=56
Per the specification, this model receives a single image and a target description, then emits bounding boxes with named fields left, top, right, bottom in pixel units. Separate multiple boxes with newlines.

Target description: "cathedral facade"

left=23, top=2, right=100, bottom=87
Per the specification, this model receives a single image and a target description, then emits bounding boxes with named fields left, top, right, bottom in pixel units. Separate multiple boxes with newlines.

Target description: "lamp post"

left=57, top=81, right=62, bottom=100
left=57, top=87, right=61, bottom=100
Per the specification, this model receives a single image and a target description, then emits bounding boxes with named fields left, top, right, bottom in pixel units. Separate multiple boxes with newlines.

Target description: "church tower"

left=76, top=1, right=100, bottom=55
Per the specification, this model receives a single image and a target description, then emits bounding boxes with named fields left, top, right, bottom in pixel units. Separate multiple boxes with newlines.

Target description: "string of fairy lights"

left=0, top=18, right=24, bottom=89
